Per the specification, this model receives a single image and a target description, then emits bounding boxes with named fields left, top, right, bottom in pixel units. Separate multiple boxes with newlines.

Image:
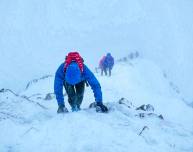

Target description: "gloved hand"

left=57, top=104, right=68, bottom=114
left=96, top=102, right=108, bottom=113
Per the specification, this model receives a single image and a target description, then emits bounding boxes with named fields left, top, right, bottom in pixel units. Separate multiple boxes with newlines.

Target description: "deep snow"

left=0, top=1, right=193, bottom=151
left=0, top=59, right=193, bottom=152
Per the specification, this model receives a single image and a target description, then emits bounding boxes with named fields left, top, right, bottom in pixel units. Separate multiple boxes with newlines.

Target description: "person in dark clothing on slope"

left=54, top=52, right=108, bottom=113
left=99, top=55, right=107, bottom=76
left=103, top=53, right=114, bottom=76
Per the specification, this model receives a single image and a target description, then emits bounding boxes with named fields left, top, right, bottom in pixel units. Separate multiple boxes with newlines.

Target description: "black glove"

left=57, top=104, right=68, bottom=114
left=96, top=102, right=108, bottom=113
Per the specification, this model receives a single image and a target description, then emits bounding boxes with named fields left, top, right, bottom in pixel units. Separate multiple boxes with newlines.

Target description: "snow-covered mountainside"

left=0, top=0, right=193, bottom=102
left=1, top=59, right=192, bottom=152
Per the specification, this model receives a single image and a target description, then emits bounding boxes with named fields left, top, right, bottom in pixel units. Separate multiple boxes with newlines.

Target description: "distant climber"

left=103, top=53, right=114, bottom=76
left=99, top=55, right=107, bottom=76
left=54, top=52, right=108, bottom=113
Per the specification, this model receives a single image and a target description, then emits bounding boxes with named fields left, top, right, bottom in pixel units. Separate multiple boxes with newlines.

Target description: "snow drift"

left=0, top=59, right=193, bottom=152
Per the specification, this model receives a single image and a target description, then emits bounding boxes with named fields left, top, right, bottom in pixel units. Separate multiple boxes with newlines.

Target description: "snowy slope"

left=0, top=0, right=193, bottom=103
left=0, top=59, right=193, bottom=152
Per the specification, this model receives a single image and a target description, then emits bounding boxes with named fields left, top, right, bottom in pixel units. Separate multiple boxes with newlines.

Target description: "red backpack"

left=64, top=52, right=84, bottom=73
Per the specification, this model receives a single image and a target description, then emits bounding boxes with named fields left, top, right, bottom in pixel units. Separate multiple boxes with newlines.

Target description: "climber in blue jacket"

left=54, top=52, right=108, bottom=113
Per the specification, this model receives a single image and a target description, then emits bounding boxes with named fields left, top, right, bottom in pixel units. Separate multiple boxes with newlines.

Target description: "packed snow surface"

left=0, top=59, right=193, bottom=152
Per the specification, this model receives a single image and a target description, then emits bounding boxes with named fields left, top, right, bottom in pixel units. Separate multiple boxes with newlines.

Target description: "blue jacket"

left=104, top=55, right=114, bottom=69
left=54, top=63, right=103, bottom=106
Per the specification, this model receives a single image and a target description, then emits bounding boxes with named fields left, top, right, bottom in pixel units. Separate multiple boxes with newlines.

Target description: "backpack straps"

left=64, top=52, right=90, bottom=87
left=64, top=52, right=84, bottom=73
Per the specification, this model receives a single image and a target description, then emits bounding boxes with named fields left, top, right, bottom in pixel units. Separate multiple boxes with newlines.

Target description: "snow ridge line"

left=25, top=75, right=53, bottom=90
left=0, top=88, right=48, bottom=110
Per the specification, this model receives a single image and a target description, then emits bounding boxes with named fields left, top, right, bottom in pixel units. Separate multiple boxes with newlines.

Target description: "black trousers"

left=101, top=68, right=111, bottom=76
left=101, top=68, right=107, bottom=76
left=64, top=81, right=85, bottom=109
